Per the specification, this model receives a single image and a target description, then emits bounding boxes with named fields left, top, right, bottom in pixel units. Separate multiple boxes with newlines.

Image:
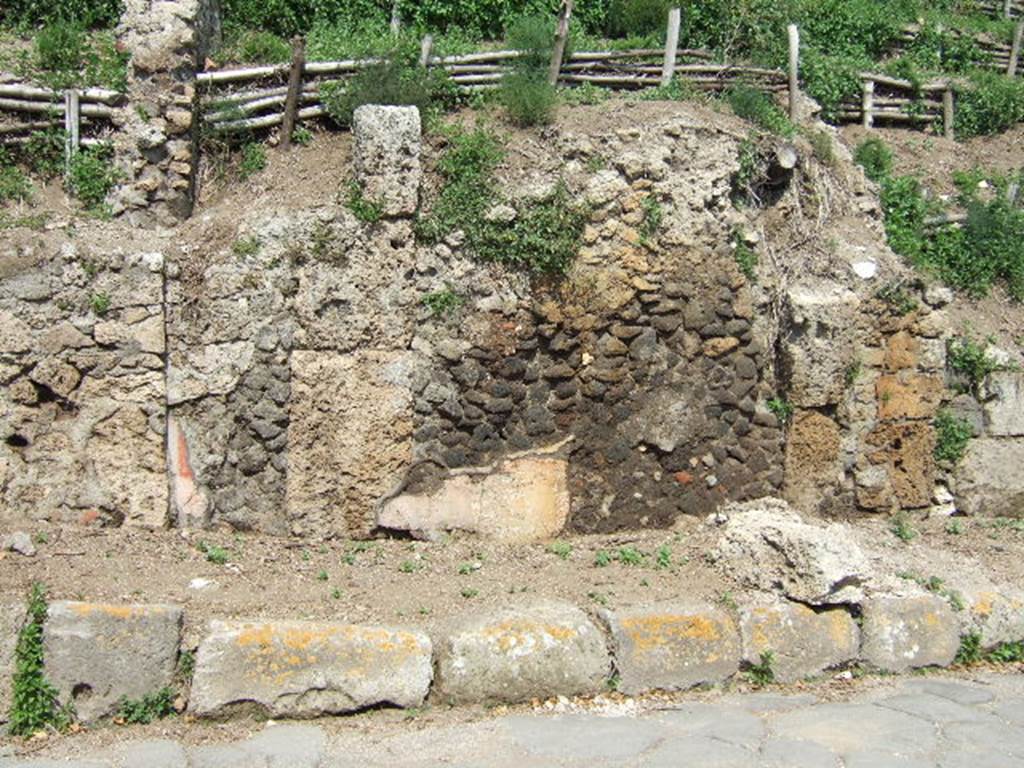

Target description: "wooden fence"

left=896, top=21, right=1024, bottom=77
left=196, top=48, right=789, bottom=134
left=975, top=0, right=1024, bottom=18
left=838, top=74, right=955, bottom=136
left=0, top=83, right=123, bottom=177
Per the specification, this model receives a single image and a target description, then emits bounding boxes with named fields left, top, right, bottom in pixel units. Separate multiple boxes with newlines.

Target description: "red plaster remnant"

left=167, top=415, right=209, bottom=527
left=674, top=471, right=694, bottom=486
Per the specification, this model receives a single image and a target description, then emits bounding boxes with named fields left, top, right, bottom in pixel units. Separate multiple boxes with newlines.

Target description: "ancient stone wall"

left=4, top=104, right=1023, bottom=535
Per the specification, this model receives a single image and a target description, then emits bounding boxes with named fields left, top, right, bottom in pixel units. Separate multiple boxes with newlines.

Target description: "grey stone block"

left=860, top=595, right=959, bottom=672
left=190, top=619, right=432, bottom=718
left=433, top=601, right=609, bottom=705
left=42, top=601, right=182, bottom=723
left=601, top=601, right=740, bottom=695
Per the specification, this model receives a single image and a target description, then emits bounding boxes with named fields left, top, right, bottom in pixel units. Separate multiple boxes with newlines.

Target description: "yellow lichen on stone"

left=621, top=614, right=721, bottom=653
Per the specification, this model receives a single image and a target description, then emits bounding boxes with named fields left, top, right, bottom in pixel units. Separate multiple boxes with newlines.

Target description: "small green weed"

left=946, top=520, right=964, bottom=535
left=725, top=85, right=794, bottom=138
left=231, top=237, right=260, bottom=257
left=67, top=146, right=119, bottom=210
left=584, top=154, right=607, bottom=173
left=90, top=293, right=111, bottom=316
left=316, top=569, right=329, bottom=581
left=422, top=286, right=464, bottom=318
left=460, top=587, right=479, bottom=599
left=331, top=588, right=342, bottom=599
left=239, top=142, right=266, bottom=179
left=594, top=550, right=613, bottom=568
left=345, top=181, right=384, bottom=223
left=766, top=397, right=793, bottom=423
left=948, top=334, right=1008, bottom=394
left=9, top=583, right=70, bottom=735
left=804, top=128, right=835, bottom=167
left=718, top=591, right=738, bottom=611
left=588, top=591, right=609, bottom=606
left=292, top=126, right=313, bottom=146
left=655, top=545, right=672, bottom=570
left=746, top=651, right=775, bottom=687
left=639, top=194, right=662, bottom=244
left=198, top=541, right=229, bottom=565
left=876, top=282, right=918, bottom=315
left=177, top=649, right=195, bottom=681
left=987, top=640, right=1024, bottom=663
left=891, top=512, right=917, bottom=543
left=617, top=547, right=644, bottom=566
left=853, top=137, right=893, bottom=183
left=398, top=561, right=418, bottom=574
left=733, top=233, right=757, bottom=282
left=548, top=541, right=572, bottom=560
left=955, top=632, right=982, bottom=665
left=116, top=687, right=175, bottom=725
left=934, top=409, right=973, bottom=464
left=0, top=149, right=31, bottom=204
left=844, top=360, right=862, bottom=388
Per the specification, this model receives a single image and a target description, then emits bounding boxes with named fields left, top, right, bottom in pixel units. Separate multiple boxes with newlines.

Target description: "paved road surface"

left=3, top=672, right=1024, bottom=767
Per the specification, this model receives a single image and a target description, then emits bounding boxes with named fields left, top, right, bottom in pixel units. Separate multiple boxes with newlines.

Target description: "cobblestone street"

left=4, top=672, right=1024, bottom=767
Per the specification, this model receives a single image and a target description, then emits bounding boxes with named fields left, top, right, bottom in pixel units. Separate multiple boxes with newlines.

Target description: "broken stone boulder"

left=190, top=619, right=432, bottom=717
left=353, top=105, right=422, bottom=217
left=860, top=594, right=960, bottom=672
left=601, top=602, right=740, bottom=694
left=955, top=438, right=1024, bottom=517
left=377, top=456, right=570, bottom=543
left=713, top=498, right=870, bottom=605
left=433, top=601, right=609, bottom=705
left=739, top=600, right=859, bottom=683
left=43, top=602, right=182, bottom=723
left=960, top=586, right=1024, bottom=649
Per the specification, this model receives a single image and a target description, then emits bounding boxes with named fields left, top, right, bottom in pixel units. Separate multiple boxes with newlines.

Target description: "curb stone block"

left=190, top=619, right=432, bottom=717
left=43, top=601, right=182, bottom=723
left=601, top=601, right=740, bottom=695
left=0, top=602, right=27, bottom=727
left=860, top=594, right=960, bottom=672
left=433, top=601, right=610, bottom=705
left=739, top=601, right=859, bottom=683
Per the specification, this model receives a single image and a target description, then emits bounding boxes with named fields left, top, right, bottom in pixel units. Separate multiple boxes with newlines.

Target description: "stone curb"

left=3, top=591, right=1021, bottom=726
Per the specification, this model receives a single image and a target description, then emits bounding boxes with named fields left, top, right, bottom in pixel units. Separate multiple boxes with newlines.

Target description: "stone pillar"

left=352, top=105, right=422, bottom=218
left=111, top=0, right=221, bottom=225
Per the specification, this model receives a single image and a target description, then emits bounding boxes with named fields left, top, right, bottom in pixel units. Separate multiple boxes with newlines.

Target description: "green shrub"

left=239, top=142, right=266, bottom=179
left=24, top=129, right=65, bottom=179
left=221, top=28, right=292, bottom=64
left=800, top=50, right=871, bottom=124
left=322, top=57, right=455, bottom=128
left=955, top=71, right=1024, bottom=139
left=947, top=334, right=1007, bottom=393
left=0, top=150, right=32, bottom=204
left=733, top=232, right=757, bottom=281
left=345, top=181, right=384, bottom=223
left=9, top=583, right=70, bottom=736
left=766, top=397, right=793, bottom=423
left=67, top=146, right=120, bottom=210
left=31, top=23, right=128, bottom=91
left=724, top=85, right=794, bottom=137
left=501, top=14, right=557, bottom=127
left=2, top=0, right=123, bottom=28
left=934, top=409, right=973, bottom=464
left=605, top=0, right=670, bottom=37
left=853, top=137, right=893, bottom=183
left=116, top=687, right=175, bottom=725
left=422, top=286, right=464, bottom=317
left=746, top=651, right=775, bottom=687
left=880, top=175, right=929, bottom=261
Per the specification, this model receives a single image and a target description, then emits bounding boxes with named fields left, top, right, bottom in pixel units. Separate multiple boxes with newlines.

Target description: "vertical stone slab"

left=0, top=602, right=27, bottom=728
left=352, top=105, right=422, bottom=217
left=287, top=351, right=414, bottom=538
left=113, top=0, right=220, bottom=224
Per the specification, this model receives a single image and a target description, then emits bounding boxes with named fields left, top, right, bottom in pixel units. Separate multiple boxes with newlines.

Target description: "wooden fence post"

left=279, top=36, right=305, bottom=151
left=63, top=89, right=79, bottom=180
left=1009, top=20, right=1024, bottom=76
left=787, top=24, right=800, bottom=122
left=419, top=34, right=434, bottom=68
left=548, top=0, right=573, bottom=86
left=943, top=87, right=955, bottom=139
left=661, top=8, right=681, bottom=87
left=862, top=79, right=874, bottom=129
left=390, top=0, right=401, bottom=35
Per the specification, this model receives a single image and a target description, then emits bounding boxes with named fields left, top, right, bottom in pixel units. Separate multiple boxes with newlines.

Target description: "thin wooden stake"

left=787, top=24, right=800, bottom=122
left=661, top=8, right=682, bottom=87
left=943, top=87, right=955, bottom=139
left=862, top=79, right=875, bottom=129
left=1005, top=0, right=1014, bottom=18
left=419, top=34, right=434, bottom=68
left=279, top=36, right=305, bottom=151
left=548, top=0, right=573, bottom=86
left=63, top=89, right=79, bottom=179
left=390, top=0, right=401, bottom=35
left=1009, top=20, right=1024, bottom=76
